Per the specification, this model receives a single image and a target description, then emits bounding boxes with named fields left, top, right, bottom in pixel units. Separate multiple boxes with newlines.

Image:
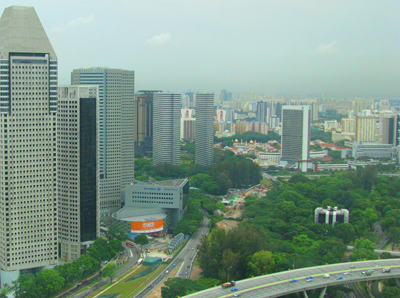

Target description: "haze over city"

left=3, top=0, right=399, bottom=97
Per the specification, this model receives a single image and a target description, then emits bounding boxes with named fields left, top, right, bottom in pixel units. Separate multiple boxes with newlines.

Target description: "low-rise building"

left=315, top=207, right=349, bottom=226
left=352, top=142, right=396, bottom=160
left=112, top=179, right=189, bottom=235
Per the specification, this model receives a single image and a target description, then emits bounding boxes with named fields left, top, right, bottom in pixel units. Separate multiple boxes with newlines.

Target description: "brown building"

left=134, top=90, right=161, bottom=155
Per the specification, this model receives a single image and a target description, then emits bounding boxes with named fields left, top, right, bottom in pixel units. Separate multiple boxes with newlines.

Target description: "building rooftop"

left=0, top=6, right=56, bottom=59
left=156, top=179, right=188, bottom=188
left=130, top=178, right=188, bottom=188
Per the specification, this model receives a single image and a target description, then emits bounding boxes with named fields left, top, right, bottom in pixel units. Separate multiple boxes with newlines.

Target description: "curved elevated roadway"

left=183, top=259, right=400, bottom=298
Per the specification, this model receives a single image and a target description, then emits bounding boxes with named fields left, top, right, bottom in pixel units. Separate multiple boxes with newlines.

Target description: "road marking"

left=130, top=249, right=133, bottom=258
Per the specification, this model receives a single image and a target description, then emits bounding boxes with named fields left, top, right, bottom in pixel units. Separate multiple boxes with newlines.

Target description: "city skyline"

left=1, top=1, right=399, bottom=97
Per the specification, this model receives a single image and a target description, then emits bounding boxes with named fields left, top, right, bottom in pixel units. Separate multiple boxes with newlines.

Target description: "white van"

left=323, top=274, right=330, bottom=278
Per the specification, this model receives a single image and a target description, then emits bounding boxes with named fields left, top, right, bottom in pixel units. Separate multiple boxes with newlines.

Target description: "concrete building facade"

left=315, top=207, right=349, bottom=226
left=57, top=86, right=100, bottom=262
left=71, top=68, right=135, bottom=218
left=0, top=6, right=58, bottom=286
left=153, top=93, right=181, bottom=166
left=112, top=179, right=189, bottom=234
left=281, top=106, right=311, bottom=172
left=352, top=142, right=396, bottom=160
left=356, top=117, right=377, bottom=142
left=195, top=93, right=214, bottom=167
left=341, top=118, right=356, bottom=133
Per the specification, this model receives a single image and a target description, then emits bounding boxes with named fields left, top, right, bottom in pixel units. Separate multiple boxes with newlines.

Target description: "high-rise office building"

left=58, top=86, right=100, bottom=262
left=0, top=6, right=58, bottom=285
left=382, top=115, right=399, bottom=146
left=356, top=116, right=376, bottom=142
left=281, top=106, right=311, bottom=172
left=195, top=93, right=214, bottom=167
left=256, top=101, right=268, bottom=123
left=153, top=93, right=181, bottom=166
left=71, top=68, right=135, bottom=218
left=134, top=91, right=161, bottom=156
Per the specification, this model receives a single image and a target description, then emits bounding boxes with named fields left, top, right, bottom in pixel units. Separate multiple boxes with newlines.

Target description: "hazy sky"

left=2, top=0, right=399, bottom=97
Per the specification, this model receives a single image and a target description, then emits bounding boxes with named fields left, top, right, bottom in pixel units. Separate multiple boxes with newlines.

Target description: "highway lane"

left=183, top=259, right=400, bottom=298
left=134, top=215, right=211, bottom=298
left=177, top=216, right=210, bottom=279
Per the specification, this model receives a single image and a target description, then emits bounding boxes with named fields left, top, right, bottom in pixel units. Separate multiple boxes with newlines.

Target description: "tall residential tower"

left=153, top=93, right=181, bottom=166
left=0, top=6, right=58, bottom=285
left=195, top=93, right=214, bottom=167
left=71, top=68, right=135, bottom=219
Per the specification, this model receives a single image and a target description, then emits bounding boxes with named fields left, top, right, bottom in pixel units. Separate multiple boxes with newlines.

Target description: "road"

left=72, top=243, right=140, bottom=298
left=183, top=259, right=400, bottom=298
left=346, top=246, right=400, bottom=257
left=134, top=214, right=211, bottom=298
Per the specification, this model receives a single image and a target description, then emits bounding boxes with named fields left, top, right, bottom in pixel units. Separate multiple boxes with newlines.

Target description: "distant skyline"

left=2, top=0, right=399, bottom=97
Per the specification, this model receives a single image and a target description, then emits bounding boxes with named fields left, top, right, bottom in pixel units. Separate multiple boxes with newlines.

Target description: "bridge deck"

left=183, top=259, right=400, bottom=298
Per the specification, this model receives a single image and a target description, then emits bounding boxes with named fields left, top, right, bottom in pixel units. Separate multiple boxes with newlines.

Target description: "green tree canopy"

left=247, top=250, right=275, bottom=277
left=135, top=234, right=149, bottom=245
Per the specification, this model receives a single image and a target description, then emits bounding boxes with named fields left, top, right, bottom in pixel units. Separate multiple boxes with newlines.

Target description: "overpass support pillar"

left=319, top=287, right=327, bottom=298
left=303, top=291, right=309, bottom=298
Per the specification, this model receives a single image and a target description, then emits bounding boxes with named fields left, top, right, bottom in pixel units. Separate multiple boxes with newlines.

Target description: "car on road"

left=234, top=294, right=241, bottom=297
left=344, top=272, right=350, bottom=275
left=337, top=276, right=343, bottom=280
left=306, top=279, right=313, bottom=282
left=290, top=279, right=297, bottom=283
left=350, top=265, right=356, bottom=269
left=179, top=272, right=182, bottom=275
left=187, top=265, right=190, bottom=268
left=190, top=256, right=193, bottom=259
left=382, top=268, right=391, bottom=273
left=165, top=270, right=169, bottom=274
left=306, top=276, right=313, bottom=280
left=323, top=274, right=330, bottom=278
left=173, top=264, right=176, bottom=267
left=231, top=288, right=238, bottom=291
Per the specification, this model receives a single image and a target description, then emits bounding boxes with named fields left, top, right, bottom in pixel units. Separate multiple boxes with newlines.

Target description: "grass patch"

left=87, top=264, right=168, bottom=298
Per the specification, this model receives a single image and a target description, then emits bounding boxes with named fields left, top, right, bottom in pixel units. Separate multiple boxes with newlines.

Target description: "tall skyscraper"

left=153, top=93, right=181, bottom=166
left=71, top=68, right=135, bottom=219
left=58, top=86, right=100, bottom=262
left=256, top=101, right=268, bottom=123
left=195, top=93, right=214, bottom=167
left=134, top=91, right=161, bottom=156
left=281, top=106, right=311, bottom=172
left=0, top=6, right=58, bottom=285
